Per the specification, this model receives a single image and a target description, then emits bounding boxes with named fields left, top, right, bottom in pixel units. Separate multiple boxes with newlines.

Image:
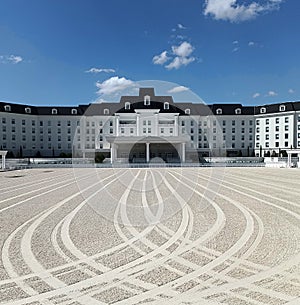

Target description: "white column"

left=110, top=143, right=115, bottom=164
left=146, top=143, right=150, bottom=163
left=116, top=116, right=120, bottom=136
left=287, top=152, right=291, bottom=167
left=181, top=143, right=186, bottom=163
left=155, top=113, right=159, bottom=136
left=174, top=115, right=178, bottom=136
left=1, top=154, right=5, bottom=170
left=136, top=114, right=140, bottom=136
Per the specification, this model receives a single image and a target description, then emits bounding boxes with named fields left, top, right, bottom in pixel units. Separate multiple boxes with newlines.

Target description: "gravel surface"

left=0, top=167, right=300, bottom=305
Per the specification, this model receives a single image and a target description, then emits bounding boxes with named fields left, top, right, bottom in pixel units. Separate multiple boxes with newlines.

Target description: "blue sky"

left=0, top=0, right=299, bottom=106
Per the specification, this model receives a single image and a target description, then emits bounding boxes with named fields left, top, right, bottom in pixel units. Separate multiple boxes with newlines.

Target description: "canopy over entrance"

left=106, top=136, right=189, bottom=164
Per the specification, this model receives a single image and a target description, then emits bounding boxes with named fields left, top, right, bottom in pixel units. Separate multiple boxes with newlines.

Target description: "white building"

left=0, top=88, right=299, bottom=163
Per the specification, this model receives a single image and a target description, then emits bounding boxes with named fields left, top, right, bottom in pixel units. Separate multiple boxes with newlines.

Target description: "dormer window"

left=279, top=105, right=286, bottom=112
left=144, top=95, right=150, bottom=106
left=25, top=107, right=31, bottom=114
left=4, top=105, right=11, bottom=112
left=260, top=107, right=266, bottom=114
left=235, top=108, right=241, bottom=115
left=71, top=108, right=77, bottom=115
left=216, top=108, right=222, bottom=115
left=164, top=102, right=169, bottom=110
left=185, top=108, right=190, bottom=115
left=125, top=102, right=130, bottom=110
left=104, top=108, right=109, bottom=115
left=52, top=108, right=57, bottom=115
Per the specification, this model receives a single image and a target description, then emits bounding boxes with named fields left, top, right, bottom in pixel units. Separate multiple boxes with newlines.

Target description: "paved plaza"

left=0, top=167, right=300, bottom=305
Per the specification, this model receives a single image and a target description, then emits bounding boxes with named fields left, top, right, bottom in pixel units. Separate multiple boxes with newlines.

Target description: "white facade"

left=1, top=88, right=300, bottom=162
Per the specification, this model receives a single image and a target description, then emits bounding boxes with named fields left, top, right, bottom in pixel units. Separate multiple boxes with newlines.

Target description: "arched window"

left=25, top=107, right=31, bottom=114
left=125, top=102, right=130, bottom=110
left=185, top=108, right=190, bottom=115
left=164, top=102, right=169, bottom=110
left=216, top=108, right=222, bottom=115
left=144, top=95, right=150, bottom=105
left=279, top=105, right=286, bottom=112
left=260, top=107, right=266, bottom=114
left=4, top=105, right=11, bottom=112
left=104, top=108, right=109, bottom=115
left=52, top=108, right=57, bottom=115
left=235, top=108, right=241, bottom=115
left=71, top=108, right=77, bottom=115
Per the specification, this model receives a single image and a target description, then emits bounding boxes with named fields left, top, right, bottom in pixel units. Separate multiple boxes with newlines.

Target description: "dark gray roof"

left=0, top=88, right=299, bottom=116
left=254, top=101, right=300, bottom=115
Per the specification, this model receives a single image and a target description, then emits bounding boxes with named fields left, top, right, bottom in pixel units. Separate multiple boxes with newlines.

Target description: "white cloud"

left=253, top=92, right=260, bottom=98
left=153, top=41, right=196, bottom=70
left=152, top=51, right=170, bottom=65
left=232, top=47, right=240, bottom=52
left=177, top=23, right=187, bottom=30
left=266, top=90, right=277, bottom=97
left=248, top=41, right=255, bottom=46
left=288, top=88, right=294, bottom=94
left=85, top=67, right=115, bottom=73
left=203, top=0, right=283, bottom=23
left=166, top=56, right=195, bottom=70
left=172, top=41, right=194, bottom=57
left=96, top=76, right=136, bottom=95
left=168, top=86, right=189, bottom=93
left=233, top=40, right=239, bottom=44
left=0, top=54, right=23, bottom=64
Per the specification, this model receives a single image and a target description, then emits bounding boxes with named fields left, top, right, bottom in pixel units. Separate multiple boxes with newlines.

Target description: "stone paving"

left=0, top=167, right=300, bottom=305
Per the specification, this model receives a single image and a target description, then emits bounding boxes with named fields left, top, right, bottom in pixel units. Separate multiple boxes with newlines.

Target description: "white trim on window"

left=4, top=105, right=11, bottom=112
left=260, top=107, right=266, bottom=114
left=125, top=102, right=130, bottom=110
